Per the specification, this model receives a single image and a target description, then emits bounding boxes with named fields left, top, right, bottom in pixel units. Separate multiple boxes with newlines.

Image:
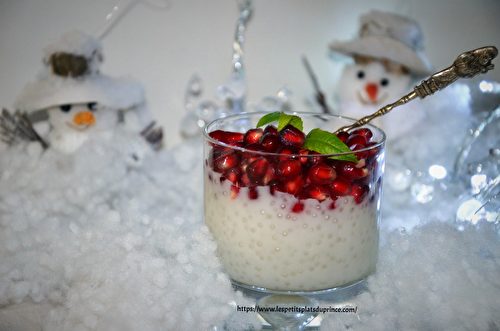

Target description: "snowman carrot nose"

left=73, top=111, right=96, bottom=126
left=365, top=83, right=379, bottom=102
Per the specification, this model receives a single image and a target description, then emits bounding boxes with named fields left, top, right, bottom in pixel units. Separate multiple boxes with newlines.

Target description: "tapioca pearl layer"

left=204, top=171, right=379, bottom=292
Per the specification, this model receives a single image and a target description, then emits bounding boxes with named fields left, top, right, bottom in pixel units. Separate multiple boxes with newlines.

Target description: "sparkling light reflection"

left=429, top=165, right=447, bottom=179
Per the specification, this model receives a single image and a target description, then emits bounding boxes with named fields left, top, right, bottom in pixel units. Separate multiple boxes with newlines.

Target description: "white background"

left=1, top=0, right=499, bottom=148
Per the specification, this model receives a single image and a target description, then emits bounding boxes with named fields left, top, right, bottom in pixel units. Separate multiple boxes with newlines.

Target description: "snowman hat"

left=330, top=10, right=433, bottom=76
left=14, top=30, right=145, bottom=112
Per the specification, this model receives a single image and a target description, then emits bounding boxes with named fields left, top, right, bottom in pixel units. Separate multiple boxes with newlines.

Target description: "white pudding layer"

left=204, top=171, right=379, bottom=292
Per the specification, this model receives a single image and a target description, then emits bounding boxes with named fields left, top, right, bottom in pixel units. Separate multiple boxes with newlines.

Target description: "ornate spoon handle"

left=334, top=46, right=499, bottom=134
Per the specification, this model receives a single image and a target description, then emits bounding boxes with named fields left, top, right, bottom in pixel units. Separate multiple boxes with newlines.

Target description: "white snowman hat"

left=14, top=30, right=145, bottom=112
left=330, top=11, right=433, bottom=76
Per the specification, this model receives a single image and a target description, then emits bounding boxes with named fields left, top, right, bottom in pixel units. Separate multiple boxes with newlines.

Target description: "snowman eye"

left=357, top=71, right=365, bottom=79
left=88, top=102, right=98, bottom=111
left=60, top=104, right=72, bottom=112
left=380, top=78, right=389, bottom=87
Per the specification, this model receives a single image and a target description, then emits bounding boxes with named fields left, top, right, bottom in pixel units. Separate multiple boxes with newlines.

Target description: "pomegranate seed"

left=244, top=142, right=263, bottom=151
left=239, top=173, right=252, bottom=187
left=223, top=166, right=241, bottom=183
left=364, top=142, right=381, bottom=163
left=268, top=179, right=281, bottom=196
left=246, top=157, right=275, bottom=185
left=208, top=150, right=219, bottom=171
left=299, top=150, right=326, bottom=166
left=350, top=184, right=369, bottom=204
left=346, top=134, right=368, bottom=148
left=240, top=155, right=260, bottom=172
left=264, top=125, right=278, bottom=136
left=350, top=143, right=368, bottom=160
left=226, top=131, right=245, bottom=143
left=241, top=142, right=264, bottom=160
left=208, top=148, right=226, bottom=171
left=215, top=151, right=240, bottom=172
left=246, top=158, right=268, bottom=182
left=328, top=197, right=338, bottom=209
left=264, top=166, right=276, bottom=185
left=298, top=149, right=312, bottom=164
left=327, top=176, right=351, bottom=197
left=356, top=168, right=374, bottom=186
left=229, top=141, right=245, bottom=148
left=308, top=162, right=337, bottom=185
left=209, top=130, right=230, bottom=143
left=248, top=187, right=259, bottom=200
left=244, top=128, right=264, bottom=145
left=259, top=133, right=281, bottom=152
left=304, top=184, right=330, bottom=202
left=311, top=151, right=327, bottom=164
left=291, top=202, right=305, bottom=213
left=278, top=124, right=305, bottom=148
left=209, top=145, right=231, bottom=160
left=276, top=159, right=302, bottom=182
left=208, top=126, right=380, bottom=205
left=333, top=161, right=369, bottom=180
left=275, top=145, right=300, bottom=162
left=336, top=131, right=350, bottom=143
left=282, top=176, right=304, bottom=195
left=230, top=184, right=240, bottom=199
left=350, top=128, right=373, bottom=141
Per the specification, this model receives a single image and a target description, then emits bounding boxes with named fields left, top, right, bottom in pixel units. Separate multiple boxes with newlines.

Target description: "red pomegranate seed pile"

left=207, top=125, right=381, bottom=210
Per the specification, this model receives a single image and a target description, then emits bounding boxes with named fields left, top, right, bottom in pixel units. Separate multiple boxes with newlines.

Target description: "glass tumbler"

left=203, top=112, right=386, bottom=293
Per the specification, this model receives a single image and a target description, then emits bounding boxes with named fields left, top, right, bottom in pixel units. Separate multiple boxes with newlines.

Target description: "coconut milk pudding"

left=203, top=112, right=385, bottom=292
left=205, top=173, right=379, bottom=291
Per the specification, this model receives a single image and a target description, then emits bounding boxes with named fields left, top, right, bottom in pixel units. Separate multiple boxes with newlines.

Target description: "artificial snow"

left=0, top=84, right=499, bottom=330
left=0, top=131, right=259, bottom=330
left=321, top=221, right=500, bottom=331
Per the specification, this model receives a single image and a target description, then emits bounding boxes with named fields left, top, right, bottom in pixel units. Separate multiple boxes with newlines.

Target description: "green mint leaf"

left=256, top=112, right=304, bottom=132
left=277, top=113, right=303, bottom=131
left=256, top=111, right=281, bottom=128
left=302, top=128, right=358, bottom=162
left=256, top=113, right=355, bottom=162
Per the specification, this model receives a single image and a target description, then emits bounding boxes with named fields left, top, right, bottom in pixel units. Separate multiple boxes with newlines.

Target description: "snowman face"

left=45, top=102, right=120, bottom=154
left=47, top=102, right=99, bottom=132
left=337, top=60, right=411, bottom=107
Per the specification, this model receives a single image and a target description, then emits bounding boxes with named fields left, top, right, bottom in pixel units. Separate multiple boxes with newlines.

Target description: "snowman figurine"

left=14, top=30, right=146, bottom=154
left=330, top=11, right=434, bottom=139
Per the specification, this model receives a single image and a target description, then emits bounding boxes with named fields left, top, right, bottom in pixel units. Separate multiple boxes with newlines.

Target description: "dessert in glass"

left=203, top=111, right=385, bottom=293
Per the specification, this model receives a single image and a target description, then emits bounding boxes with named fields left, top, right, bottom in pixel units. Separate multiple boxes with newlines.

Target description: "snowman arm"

left=302, top=56, right=331, bottom=114
left=140, top=121, right=163, bottom=151
left=0, top=108, right=49, bottom=149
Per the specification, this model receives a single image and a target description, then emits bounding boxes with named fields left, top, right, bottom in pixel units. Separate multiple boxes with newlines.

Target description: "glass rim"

left=203, top=111, right=386, bottom=158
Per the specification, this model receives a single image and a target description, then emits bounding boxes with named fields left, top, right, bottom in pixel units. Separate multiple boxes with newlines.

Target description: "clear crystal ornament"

left=180, top=1, right=252, bottom=137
